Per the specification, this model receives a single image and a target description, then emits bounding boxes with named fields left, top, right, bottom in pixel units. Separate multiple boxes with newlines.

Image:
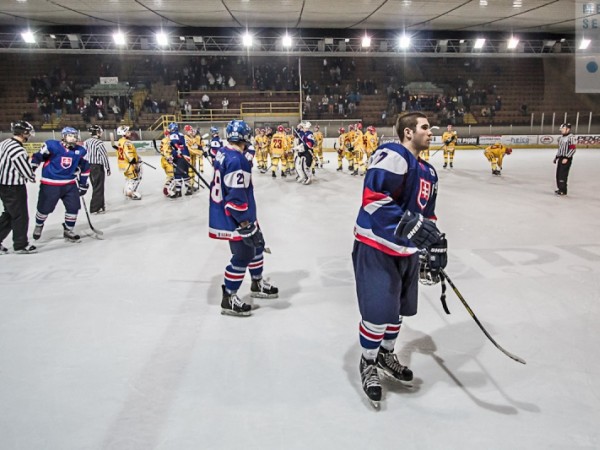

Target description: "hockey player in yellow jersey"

left=285, top=128, right=295, bottom=176
left=345, top=124, right=356, bottom=172
left=160, top=129, right=175, bottom=196
left=313, top=125, right=324, bottom=169
left=442, top=124, right=458, bottom=168
left=484, top=142, right=512, bottom=175
left=351, top=123, right=366, bottom=176
left=270, top=125, right=288, bottom=178
left=364, top=126, right=379, bottom=168
left=183, top=125, right=202, bottom=192
left=116, top=126, right=142, bottom=200
left=254, top=128, right=270, bottom=172
left=336, top=127, right=346, bottom=171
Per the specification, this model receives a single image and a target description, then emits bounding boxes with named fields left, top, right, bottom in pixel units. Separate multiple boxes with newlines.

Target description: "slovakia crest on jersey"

left=60, top=156, right=73, bottom=169
left=417, top=178, right=431, bottom=209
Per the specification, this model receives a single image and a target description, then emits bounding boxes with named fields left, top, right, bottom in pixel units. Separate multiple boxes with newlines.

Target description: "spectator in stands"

left=202, top=93, right=210, bottom=110
left=222, top=97, right=229, bottom=112
left=520, top=104, right=528, bottom=115
left=305, top=94, right=312, bottom=113
left=184, top=101, right=192, bottom=118
left=228, top=75, right=236, bottom=89
left=495, top=96, right=502, bottom=111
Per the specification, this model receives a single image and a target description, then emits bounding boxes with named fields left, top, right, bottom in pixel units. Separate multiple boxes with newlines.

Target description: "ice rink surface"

left=1, top=148, right=599, bottom=450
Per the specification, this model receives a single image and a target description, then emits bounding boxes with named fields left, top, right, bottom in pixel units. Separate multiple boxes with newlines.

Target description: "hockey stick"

left=439, top=269, right=526, bottom=364
left=141, top=160, right=157, bottom=170
left=430, top=144, right=446, bottom=158
left=182, top=157, right=211, bottom=189
left=80, top=194, right=104, bottom=237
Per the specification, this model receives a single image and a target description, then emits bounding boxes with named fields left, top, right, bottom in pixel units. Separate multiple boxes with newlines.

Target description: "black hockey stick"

left=440, top=268, right=526, bottom=365
left=80, top=195, right=104, bottom=236
left=180, top=156, right=210, bottom=189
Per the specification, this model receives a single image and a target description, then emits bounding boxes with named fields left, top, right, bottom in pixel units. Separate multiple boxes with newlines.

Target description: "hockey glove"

left=79, top=184, right=89, bottom=196
left=427, top=234, right=448, bottom=277
left=237, top=222, right=265, bottom=249
left=395, top=210, right=441, bottom=249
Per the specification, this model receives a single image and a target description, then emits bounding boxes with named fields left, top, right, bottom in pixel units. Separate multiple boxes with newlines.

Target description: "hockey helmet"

left=277, top=125, right=284, bottom=132
left=11, top=120, right=35, bottom=137
left=314, top=125, right=320, bottom=131
left=338, top=127, right=345, bottom=134
left=88, top=124, right=103, bottom=136
left=300, top=121, right=311, bottom=129
left=505, top=147, right=513, bottom=155
left=210, top=126, right=219, bottom=134
left=183, top=124, right=194, bottom=135
left=117, top=126, right=130, bottom=136
left=226, top=120, right=252, bottom=143
left=348, top=124, right=355, bottom=131
left=167, top=122, right=179, bottom=133
left=357, top=122, right=363, bottom=130
left=367, top=126, right=376, bottom=133
left=61, top=126, right=79, bottom=144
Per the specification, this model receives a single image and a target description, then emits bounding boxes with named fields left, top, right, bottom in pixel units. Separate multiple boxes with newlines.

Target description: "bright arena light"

left=155, top=32, right=169, bottom=46
left=243, top=32, right=253, bottom=47
left=474, top=38, right=486, bottom=49
left=399, top=35, right=411, bottom=49
left=361, top=35, right=371, bottom=48
left=579, top=38, right=591, bottom=50
left=282, top=34, right=292, bottom=48
left=507, top=37, right=519, bottom=49
left=21, top=31, right=35, bottom=43
left=113, top=32, right=126, bottom=45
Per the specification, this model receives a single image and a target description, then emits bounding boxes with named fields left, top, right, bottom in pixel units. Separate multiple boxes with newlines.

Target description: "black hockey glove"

left=237, top=222, right=265, bottom=249
left=427, top=234, right=448, bottom=277
left=395, top=210, right=441, bottom=249
left=444, top=139, right=452, bottom=145
left=79, top=184, right=89, bottom=196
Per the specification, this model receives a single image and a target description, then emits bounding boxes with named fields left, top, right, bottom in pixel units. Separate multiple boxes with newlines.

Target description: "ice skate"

left=360, top=356, right=382, bottom=408
left=33, top=224, right=44, bottom=240
left=63, top=224, right=81, bottom=243
left=221, top=285, right=251, bottom=316
left=450, top=162, right=453, bottom=168
left=336, top=167, right=343, bottom=172
left=15, top=245, right=37, bottom=254
left=303, top=178, right=312, bottom=185
left=250, top=278, right=279, bottom=299
left=272, top=171, right=276, bottom=178
left=443, top=162, right=448, bottom=169
left=351, top=169, right=358, bottom=176
left=376, top=347, right=413, bottom=385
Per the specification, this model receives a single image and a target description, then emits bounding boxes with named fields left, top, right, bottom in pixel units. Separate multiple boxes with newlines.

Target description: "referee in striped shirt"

left=553, top=123, right=577, bottom=196
left=0, top=121, right=37, bottom=254
left=84, top=125, right=111, bottom=213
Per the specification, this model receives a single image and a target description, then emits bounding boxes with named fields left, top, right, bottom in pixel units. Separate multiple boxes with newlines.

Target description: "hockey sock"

left=359, top=320, right=386, bottom=359
left=64, top=212, right=77, bottom=230
left=35, top=211, right=48, bottom=226
left=248, top=252, right=264, bottom=279
left=224, top=263, right=246, bottom=292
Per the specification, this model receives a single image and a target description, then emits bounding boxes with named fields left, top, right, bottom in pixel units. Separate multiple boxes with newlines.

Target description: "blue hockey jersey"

left=209, top=146, right=257, bottom=241
left=169, top=132, right=189, bottom=159
left=354, top=142, right=439, bottom=256
left=210, top=135, right=223, bottom=159
left=32, top=140, right=90, bottom=187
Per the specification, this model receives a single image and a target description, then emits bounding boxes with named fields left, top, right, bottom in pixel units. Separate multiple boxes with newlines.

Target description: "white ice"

left=1, top=149, right=599, bottom=450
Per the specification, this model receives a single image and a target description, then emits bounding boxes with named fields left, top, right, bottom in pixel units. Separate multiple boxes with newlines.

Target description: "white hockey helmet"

left=117, top=125, right=130, bottom=136
left=300, top=121, right=312, bottom=129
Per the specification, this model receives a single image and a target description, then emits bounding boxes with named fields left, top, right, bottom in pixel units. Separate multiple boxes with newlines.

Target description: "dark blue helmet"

left=210, top=126, right=219, bottom=134
left=168, top=122, right=179, bottom=133
left=225, top=120, right=251, bottom=143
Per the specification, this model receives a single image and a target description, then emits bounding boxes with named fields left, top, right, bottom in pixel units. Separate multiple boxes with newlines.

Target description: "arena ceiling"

left=0, top=0, right=584, bottom=35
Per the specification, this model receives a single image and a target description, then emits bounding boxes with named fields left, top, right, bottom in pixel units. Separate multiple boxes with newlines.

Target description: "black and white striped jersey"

left=556, top=134, right=577, bottom=159
left=84, top=137, right=111, bottom=171
left=0, top=137, right=35, bottom=185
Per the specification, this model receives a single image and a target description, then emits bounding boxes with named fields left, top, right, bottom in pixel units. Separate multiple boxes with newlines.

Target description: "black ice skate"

left=443, top=162, right=448, bottom=169
left=450, top=162, right=453, bottom=168
left=376, top=347, right=413, bottom=384
left=250, top=278, right=279, bottom=299
left=221, top=285, right=252, bottom=316
left=15, top=245, right=37, bottom=254
left=336, top=167, right=343, bottom=172
left=33, top=224, right=44, bottom=240
left=272, top=171, right=276, bottom=178
left=360, top=356, right=382, bottom=408
left=63, top=224, right=81, bottom=243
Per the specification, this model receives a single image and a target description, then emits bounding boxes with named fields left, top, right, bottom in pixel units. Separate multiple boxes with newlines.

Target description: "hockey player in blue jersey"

left=167, top=122, right=192, bottom=198
left=294, top=121, right=315, bottom=185
left=352, top=112, right=448, bottom=406
left=31, top=127, right=90, bottom=243
left=208, top=120, right=278, bottom=316
left=209, top=126, right=222, bottom=161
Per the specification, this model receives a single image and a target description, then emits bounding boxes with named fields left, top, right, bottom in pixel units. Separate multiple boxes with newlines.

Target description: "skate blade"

left=220, top=309, right=252, bottom=317
left=369, top=400, right=381, bottom=410
left=250, top=292, right=279, bottom=299
left=64, top=238, right=82, bottom=244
